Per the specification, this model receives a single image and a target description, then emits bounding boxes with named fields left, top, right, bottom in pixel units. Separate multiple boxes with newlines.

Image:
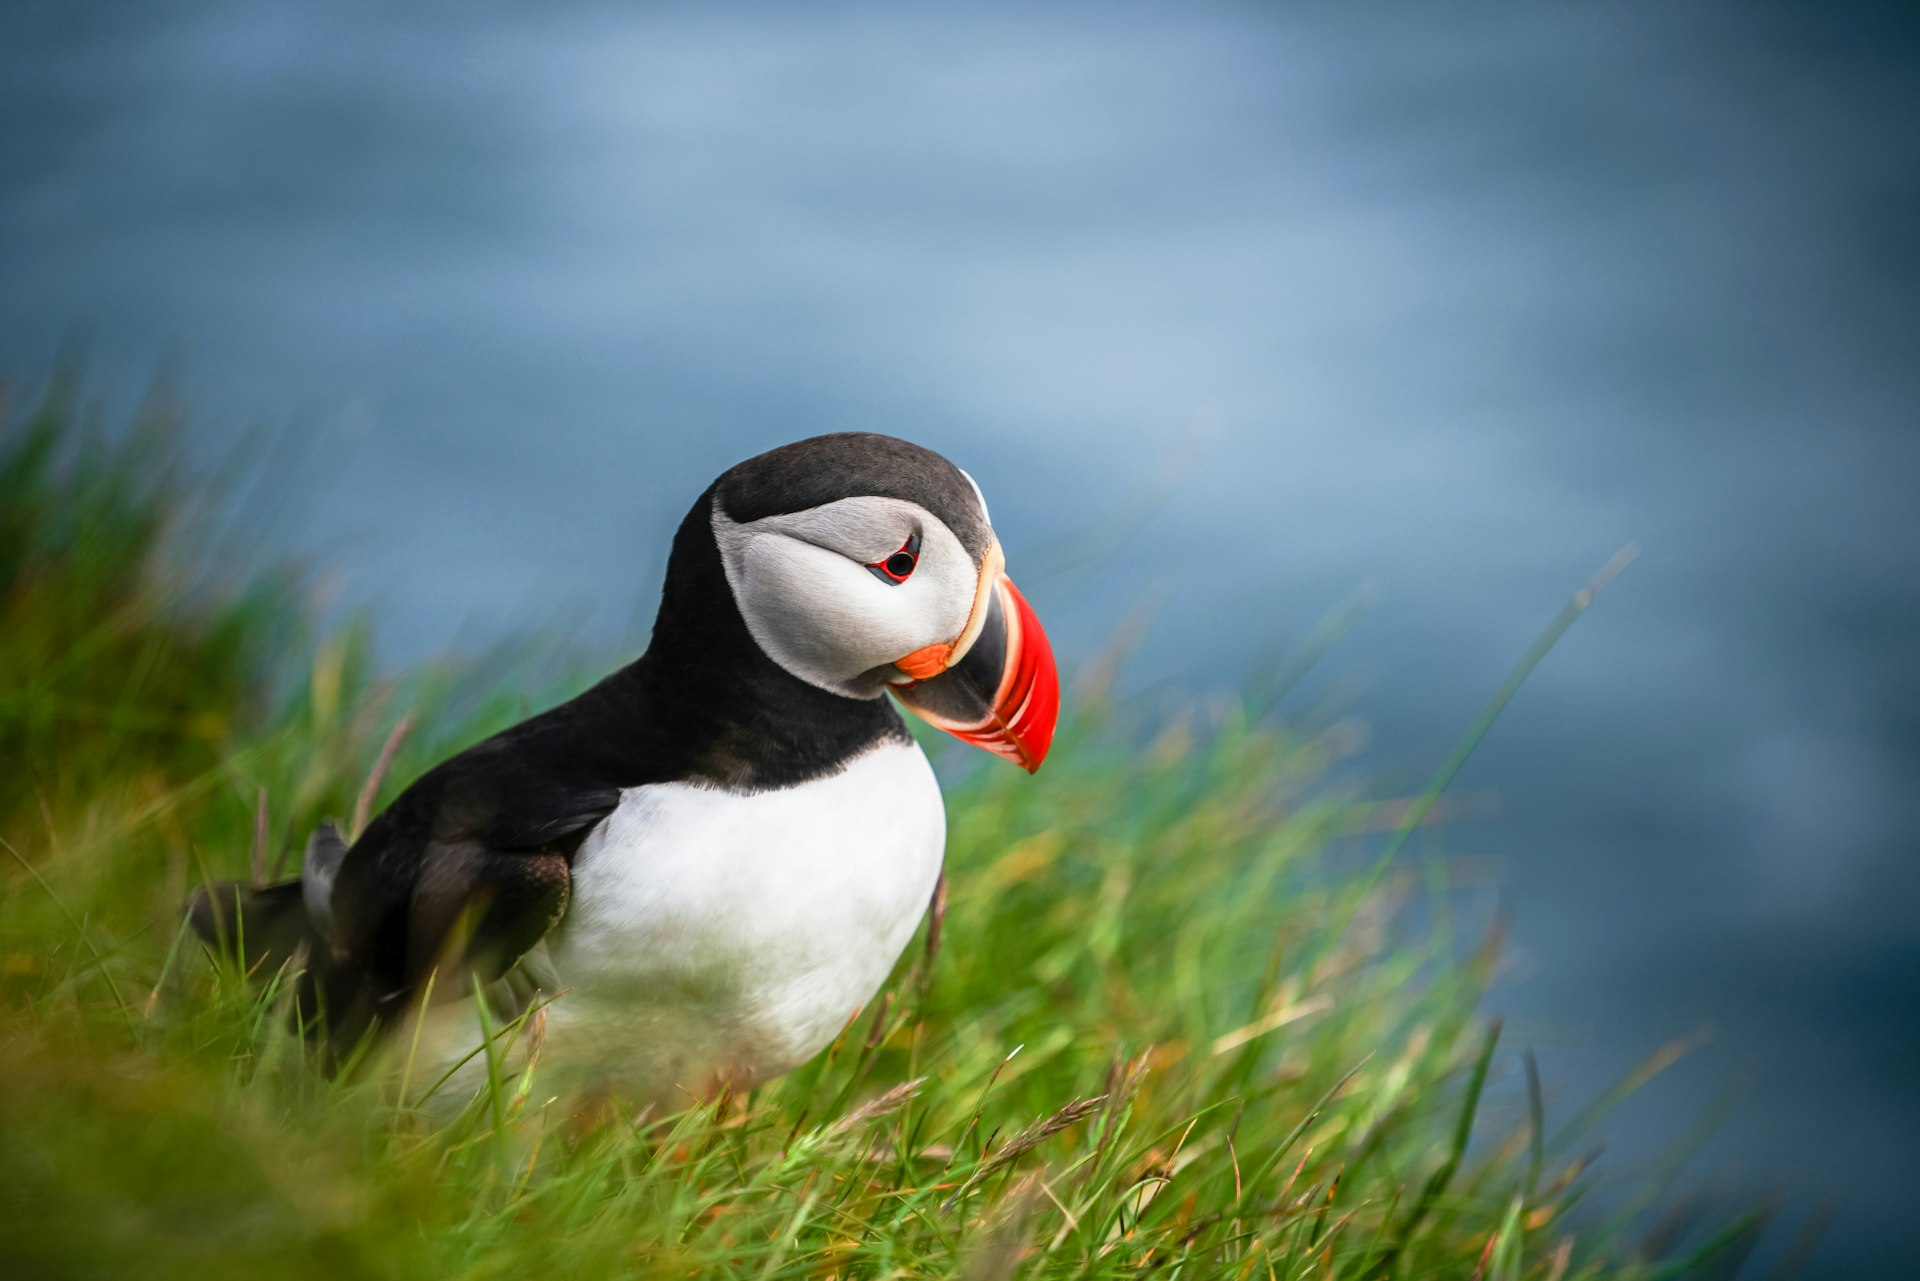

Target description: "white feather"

left=539, top=738, right=945, bottom=1097
left=711, top=495, right=976, bottom=697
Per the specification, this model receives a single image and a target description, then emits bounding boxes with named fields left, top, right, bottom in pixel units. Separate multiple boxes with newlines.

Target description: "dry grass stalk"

left=825, top=1076, right=927, bottom=1137
left=352, top=712, right=414, bottom=838
left=944, top=1094, right=1108, bottom=1212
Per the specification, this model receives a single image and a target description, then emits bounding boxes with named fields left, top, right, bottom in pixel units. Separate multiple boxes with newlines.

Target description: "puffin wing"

left=328, top=744, right=623, bottom=1023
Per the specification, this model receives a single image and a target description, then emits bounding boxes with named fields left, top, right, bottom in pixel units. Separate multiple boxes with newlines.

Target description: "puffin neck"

left=633, top=485, right=908, bottom=790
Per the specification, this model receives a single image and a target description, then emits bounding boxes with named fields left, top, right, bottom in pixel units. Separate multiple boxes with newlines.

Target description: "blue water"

left=5, top=2, right=1917, bottom=1269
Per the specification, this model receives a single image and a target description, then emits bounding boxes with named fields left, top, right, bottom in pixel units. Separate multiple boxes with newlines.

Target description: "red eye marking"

left=867, top=533, right=921, bottom=584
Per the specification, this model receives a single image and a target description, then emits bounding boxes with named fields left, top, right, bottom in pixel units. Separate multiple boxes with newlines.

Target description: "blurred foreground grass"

left=0, top=382, right=1755, bottom=1280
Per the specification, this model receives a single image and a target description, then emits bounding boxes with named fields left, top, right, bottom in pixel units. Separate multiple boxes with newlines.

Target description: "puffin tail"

left=186, top=821, right=388, bottom=1060
left=186, top=878, right=314, bottom=977
left=186, top=823, right=379, bottom=1056
left=187, top=822, right=347, bottom=972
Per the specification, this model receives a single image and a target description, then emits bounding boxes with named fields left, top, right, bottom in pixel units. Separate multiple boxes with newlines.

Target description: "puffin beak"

left=888, top=546, right=1059, bottom=773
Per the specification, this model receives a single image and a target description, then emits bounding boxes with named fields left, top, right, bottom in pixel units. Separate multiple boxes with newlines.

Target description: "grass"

left=0, top=378, right=1757, bottom=1280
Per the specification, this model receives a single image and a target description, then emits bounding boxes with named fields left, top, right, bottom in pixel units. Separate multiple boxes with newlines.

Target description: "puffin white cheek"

left=852, top=575, right=966, bottom=670
left=716, top=506, right=984, bottom=695
left=740, top=540, right=864, bottom=669
left=735, top=539, right=940, bottom=689
left=903, top=549, right=978, bottom=651
left=810, top=569, right=979, bottom=681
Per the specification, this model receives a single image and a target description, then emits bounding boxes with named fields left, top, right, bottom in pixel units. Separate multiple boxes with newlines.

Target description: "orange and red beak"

left=888, top=553, right=1059, bottom=773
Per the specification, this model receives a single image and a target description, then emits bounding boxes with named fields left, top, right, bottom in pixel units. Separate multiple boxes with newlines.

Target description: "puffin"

left=191, top=432, right=1058, bottom=1099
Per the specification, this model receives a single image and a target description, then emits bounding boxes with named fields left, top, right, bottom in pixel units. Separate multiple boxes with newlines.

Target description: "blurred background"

left=3, top=1, right=1916, bottom=1271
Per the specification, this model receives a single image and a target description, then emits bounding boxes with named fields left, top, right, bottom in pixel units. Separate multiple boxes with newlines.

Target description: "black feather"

left=186, top=879, right=311, bottom=976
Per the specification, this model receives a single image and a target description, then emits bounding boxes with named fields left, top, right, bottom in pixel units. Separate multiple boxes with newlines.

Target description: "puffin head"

left=709, top=433, right=1058, bottom=772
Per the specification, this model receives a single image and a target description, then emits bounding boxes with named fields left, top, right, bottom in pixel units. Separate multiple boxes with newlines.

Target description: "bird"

left=189, top=432, right=1058, bottom=1102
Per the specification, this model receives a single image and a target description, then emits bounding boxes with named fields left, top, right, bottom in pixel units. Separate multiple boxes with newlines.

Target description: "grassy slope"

left=0, top=384, right=1754, bottom=1280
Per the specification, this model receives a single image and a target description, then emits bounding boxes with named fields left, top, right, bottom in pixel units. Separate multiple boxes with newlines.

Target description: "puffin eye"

left=867, top=533, right=921, bottom=585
